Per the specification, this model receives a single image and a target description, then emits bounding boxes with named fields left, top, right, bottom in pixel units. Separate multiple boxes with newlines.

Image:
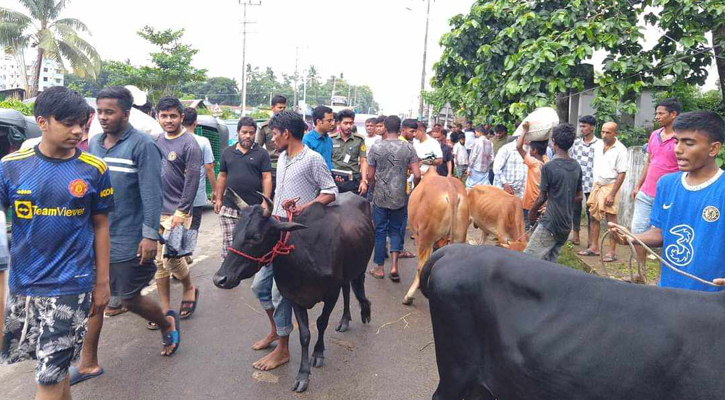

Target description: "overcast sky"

left=5, top=0, right=719, bottom=114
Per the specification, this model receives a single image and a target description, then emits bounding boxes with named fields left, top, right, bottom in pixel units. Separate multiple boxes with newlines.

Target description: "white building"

left=0, top=55, right=63, bottom=92
left=0, top=55, right=25, bottom=90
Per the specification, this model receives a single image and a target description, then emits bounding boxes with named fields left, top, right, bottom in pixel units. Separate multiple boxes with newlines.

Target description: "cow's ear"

left=276, top=221, right=308, bottom=232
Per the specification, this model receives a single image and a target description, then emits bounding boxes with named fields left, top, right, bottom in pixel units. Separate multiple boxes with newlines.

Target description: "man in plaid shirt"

left=493, top=139, right=527, bottom=198
left=250, top=110, right=337, bottom=372
left=569, top=115, right=600, bottom=248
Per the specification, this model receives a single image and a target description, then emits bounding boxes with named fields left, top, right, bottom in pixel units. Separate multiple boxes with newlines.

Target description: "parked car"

left=0, top=108, right=41, bottom=234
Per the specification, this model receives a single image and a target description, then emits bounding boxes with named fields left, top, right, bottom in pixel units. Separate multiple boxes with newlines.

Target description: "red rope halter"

left=226, top=198, right=299, bottom=265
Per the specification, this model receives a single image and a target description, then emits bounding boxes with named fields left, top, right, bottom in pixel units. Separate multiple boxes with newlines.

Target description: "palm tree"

left=0, top=1, right=100, bottom=97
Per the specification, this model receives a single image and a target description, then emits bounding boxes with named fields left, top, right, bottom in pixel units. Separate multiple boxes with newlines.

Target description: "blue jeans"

left=631, top=191, right=655, bottom=234
left=373, top=205, right=405, bottom=265
left=250, top=265, right=293, bottom=337
left=400, top=204, right=408, bottom=249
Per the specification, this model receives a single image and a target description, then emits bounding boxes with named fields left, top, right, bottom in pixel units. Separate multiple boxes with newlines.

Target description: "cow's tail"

left=448, top=182, right=460, bottom=245
left=420, top=246, right=446, bottom=299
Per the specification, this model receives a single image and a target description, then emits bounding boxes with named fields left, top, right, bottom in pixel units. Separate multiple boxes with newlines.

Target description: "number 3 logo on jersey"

left=665, top=224, right=694, bottom=267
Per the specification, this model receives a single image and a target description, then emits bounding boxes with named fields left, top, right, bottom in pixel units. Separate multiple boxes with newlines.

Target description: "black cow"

left=420, top=244, right=725, bottom=400
left=213, top=191, right=373, bottom=393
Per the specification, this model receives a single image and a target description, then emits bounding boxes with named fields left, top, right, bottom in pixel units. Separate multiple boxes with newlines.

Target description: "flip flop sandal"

left=368, top=269, right=385, bottom=280
left=104, top=306, right=128, bottom=317
left=602, top=255, right=618, bottom=263
left=147, top=321, right=160, bottom=330
left=68, top=366, right=104, bottom=386
left=161, top=310, right=181, bottom=357
left=577, top=249, right=600, bottom=256
left=389, top=272, right=401, bottom=283
left=399, top=250, right=415, bottom=259
left=179, top=288, right=200, bottom=320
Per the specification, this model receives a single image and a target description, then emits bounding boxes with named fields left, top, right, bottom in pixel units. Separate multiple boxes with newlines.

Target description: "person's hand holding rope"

left=607, top=222, right=720, bottom=288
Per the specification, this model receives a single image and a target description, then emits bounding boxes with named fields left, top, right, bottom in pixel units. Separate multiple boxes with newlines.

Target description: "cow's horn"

left=225, top=188, right=248, bottom=210
left=257, top=191, right=273, bottom=217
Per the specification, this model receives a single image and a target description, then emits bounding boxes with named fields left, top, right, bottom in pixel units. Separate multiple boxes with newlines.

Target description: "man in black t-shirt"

left=214, top=117, right=273, bottom=261
left=524, top=123, right=583, bottom=262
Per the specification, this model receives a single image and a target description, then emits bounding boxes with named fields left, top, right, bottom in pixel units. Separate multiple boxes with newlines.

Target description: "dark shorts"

left=1, top=292, right=92, bottom=385
left=110, top=257, right=156, bottom=300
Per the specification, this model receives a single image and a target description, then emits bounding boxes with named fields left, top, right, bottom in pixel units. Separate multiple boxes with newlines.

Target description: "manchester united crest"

left=702, top=206, right=720, bottom=223
left=68, top=179, right=89, bottom=198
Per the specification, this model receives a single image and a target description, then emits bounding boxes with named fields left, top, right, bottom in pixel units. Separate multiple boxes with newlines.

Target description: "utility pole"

left=293, top=46, right=299, bottom=109
left=239, top=0, right=261, bottom=115
left=330, top=76, right=337, bottom=105
left=418, top=0, right=432, bottom=120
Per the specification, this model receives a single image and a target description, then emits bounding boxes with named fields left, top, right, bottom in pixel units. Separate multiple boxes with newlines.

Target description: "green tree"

left=646, top=0, right=725, bottom=111
left=134, top=26, right=206, bottom=103
left=0, top=1, right=101, bottom=96
left=431, top=0, right=648, bottom=126
left=181, top=77, right=240, bottom=105
left=245, top=65, right=293, bottom=107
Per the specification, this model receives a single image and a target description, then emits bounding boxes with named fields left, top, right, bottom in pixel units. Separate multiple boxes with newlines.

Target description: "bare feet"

left=571, top=232, right=580, bottom=246
left=252, top=332, right=279, bottom=350
left=252, top=347, right=290, bottom=371
left=160, top=315, right=177, bottom=356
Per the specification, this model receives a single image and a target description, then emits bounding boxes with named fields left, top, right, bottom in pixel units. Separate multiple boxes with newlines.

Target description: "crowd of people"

left=0, top=84, right=723, bottom=400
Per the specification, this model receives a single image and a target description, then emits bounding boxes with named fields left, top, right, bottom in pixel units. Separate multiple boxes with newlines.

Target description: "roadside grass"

left=556, top=242, right=591, bottom=273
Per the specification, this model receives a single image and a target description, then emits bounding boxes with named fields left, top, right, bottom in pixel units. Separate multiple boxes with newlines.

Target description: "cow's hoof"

left=402, top=296, right=414, bottom=306
left=336, top=318, right=350, bottom=332
left=311, top=355, right=325, bottom=368
left=360, top=301, right=371, bottom=324
left=292, top=379, right=309, bottom=393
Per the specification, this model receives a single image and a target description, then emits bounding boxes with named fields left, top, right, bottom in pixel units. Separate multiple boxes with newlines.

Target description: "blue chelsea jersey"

left=0, top=146, right=115, bottom=296
left=650, top=170, right=725, bottom=292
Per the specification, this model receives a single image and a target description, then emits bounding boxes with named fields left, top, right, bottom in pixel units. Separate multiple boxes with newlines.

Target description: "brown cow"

left=467, top=185, right=528, bottom=251
left=405, top=171, right=470, bottom=305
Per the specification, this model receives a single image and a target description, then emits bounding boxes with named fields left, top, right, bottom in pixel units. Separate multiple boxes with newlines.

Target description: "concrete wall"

left=635, top=89, right=657, bottom=128
left=617, top=145, right=648, bottom=229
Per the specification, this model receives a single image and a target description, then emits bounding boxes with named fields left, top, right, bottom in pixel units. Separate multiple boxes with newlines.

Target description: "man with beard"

left=255, top=95, right=287, bottom=197
left=214, top=117, right=273, bottom=263
left=70, top=87, right=178, bottom=386
left=331, top=109, right=367, bottom=194
left=250, top=110, right=337, bottom=371
left=152, top=97, right=202, bottom=327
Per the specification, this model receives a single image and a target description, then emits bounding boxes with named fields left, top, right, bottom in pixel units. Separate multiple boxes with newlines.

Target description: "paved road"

left=1, top=208, right=439, bottom=400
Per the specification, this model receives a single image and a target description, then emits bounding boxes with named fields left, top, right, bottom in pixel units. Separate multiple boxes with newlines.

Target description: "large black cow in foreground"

left=420, top=244, right=725, bottom=400
left=213, top=192, right=373, bottom=393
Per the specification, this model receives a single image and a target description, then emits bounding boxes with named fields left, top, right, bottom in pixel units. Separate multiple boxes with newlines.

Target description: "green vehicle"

left=195, top=115, right=230, bottom=199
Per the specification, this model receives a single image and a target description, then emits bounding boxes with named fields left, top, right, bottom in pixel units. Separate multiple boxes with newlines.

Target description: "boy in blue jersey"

left=0, top=86, right=113, bottom=400
left=611, top=111, right=724, bottom=291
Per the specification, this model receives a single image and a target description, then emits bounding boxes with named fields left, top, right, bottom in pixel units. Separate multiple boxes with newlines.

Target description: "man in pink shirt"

left=630, top=98, right=681, bottom=281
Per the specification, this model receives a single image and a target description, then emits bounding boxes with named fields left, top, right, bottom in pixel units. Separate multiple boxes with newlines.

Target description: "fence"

left=616, top=145, right=647, bottom=229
